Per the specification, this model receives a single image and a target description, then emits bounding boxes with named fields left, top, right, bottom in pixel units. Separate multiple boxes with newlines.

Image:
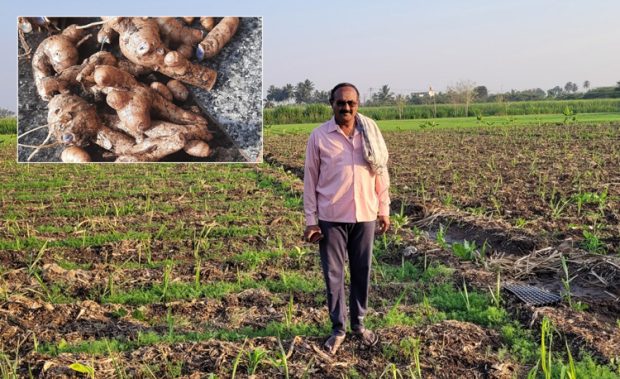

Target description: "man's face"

left=331, top=86, right=359, bottom=125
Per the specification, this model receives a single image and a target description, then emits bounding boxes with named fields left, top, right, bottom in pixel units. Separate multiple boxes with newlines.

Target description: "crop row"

left=264, top=99, right=620, bottom=124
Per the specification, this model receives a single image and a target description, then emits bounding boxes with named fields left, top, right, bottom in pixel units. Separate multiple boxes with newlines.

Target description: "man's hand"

left=304, top=225, right=323, bottom=243
left=377, top=215, right=390, bottom=235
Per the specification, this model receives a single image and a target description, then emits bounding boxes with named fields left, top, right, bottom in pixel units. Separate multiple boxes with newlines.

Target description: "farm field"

left=0, top=111, right=619, bottom=378
left=264, top=117, right=620, bottom=375
left=263, top=99, right=620, bottom=125
left=266, top=112, right=620, bottom=134
left=266, top=117, right=620, bottom=248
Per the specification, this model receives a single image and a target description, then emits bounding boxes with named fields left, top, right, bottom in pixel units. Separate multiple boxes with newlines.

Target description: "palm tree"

left=582, top=80, right=590, bottom=92
left=295, top=79, right=315, bottom=103
left=266, top=85, right=279, bottom=101
left=372, top=85, right=395, bottom=105
left=312, top=90, right=329, bottom=103
left=282, top=84, right=295, bottom=101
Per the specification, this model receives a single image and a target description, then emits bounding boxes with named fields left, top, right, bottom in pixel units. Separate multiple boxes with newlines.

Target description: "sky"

left=3, top=0, right=620, bottom=111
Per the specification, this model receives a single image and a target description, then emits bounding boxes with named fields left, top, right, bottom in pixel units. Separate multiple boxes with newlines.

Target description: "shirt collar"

left=327, top=117, right=340, bottom=134
left=327, top=116, right=360, bottom=135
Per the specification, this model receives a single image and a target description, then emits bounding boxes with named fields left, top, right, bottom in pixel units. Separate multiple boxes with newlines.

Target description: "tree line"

left=265, top=79, right=620, bottom=108
left=265, top=80, right=329, bottom=105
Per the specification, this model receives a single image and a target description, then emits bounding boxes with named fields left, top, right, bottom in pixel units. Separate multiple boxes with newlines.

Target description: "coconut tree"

left=371, top=85, right=395, bottom=105
left=295, top=79, right=315, bottom=104
left=282, top=83, right=295, bottom=101
left=583, top=80, right=590, bottom=92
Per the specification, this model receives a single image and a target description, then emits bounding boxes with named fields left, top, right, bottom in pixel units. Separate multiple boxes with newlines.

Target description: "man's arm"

left=303, top=131, right=320, bottom=227
left=375, top=168, right=390, bottom=234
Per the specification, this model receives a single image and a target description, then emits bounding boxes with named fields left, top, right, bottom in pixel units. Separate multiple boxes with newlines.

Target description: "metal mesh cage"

left=503, top=284, right=562, bottom=306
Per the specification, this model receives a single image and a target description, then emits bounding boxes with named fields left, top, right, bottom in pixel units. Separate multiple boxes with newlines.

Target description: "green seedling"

left=436, top=224, right=448, bottom=249
left=107, top=271, right=115, bottom=298
left=416, top=182, right=430, bottom=203
left=460, top=281, right=471, bottom=312
left=246, top=347, right=268, bottom=376
left=421, top=294, right=433, bottom=316
left=194, top=255, right=202, bottom=290
left=68, top=362, right=95, bottom=379
left=291, top=246, right=307, bottom=268
left=572, top=189, right=608, bottom=216
left=31, top=272, right=51, bottom=302
left=441, top=192, right=454, bottom=206
left=143, top=239, right=153, bottom=265
left=411, top=225, right=423, bottom=243
left=284, top=293, right=294, bottom=330
left=391, top=203, right=410, bottom=234
left=560, top=255, right=574, bottom=308
left=165, top=360, right=182, bottom=378
left=400, top=336, right=422, bottom=378
left=549, top=189, right=570, bottom=219
left=193, top=239, right=203, bottom=290
left=154, top=224, right=166, bottom=240
left=451, top=240, right=477, bottom=261
left=235, top=266, right=242, bottom=286
left=564, top=339, right=577, bottom=379
left=488, top=271, right=502, bottom=307
left=267, top=336, right=290, bottom=379
left=572, top=193, right=589, bottom=216
left=166, top=308, right=174, bottom=339
left=161, top=262, right=173, bottom=302
left=379, top=363, right=403, bottom=379
left=514, top=218, right=528, bottom=228
left=27, top=241, right=48, bottom=275
left=230, top=340, right=247, bottom=379
left=112, top=201, right=120, bottom=218
left=540, top=317, right=553, bottom=379
left=372, top=254, right=385, bottom=285
left=581, top=229, right=605, bottom=254
left=32, top=333, right=39, bottom=353
left=0, top=339, right=22, bottom=378
left=562, top=105, right=577, bottom=124
left=480, top=240, right=490, bottom=261
left=375, top=233, right=390, bottom=258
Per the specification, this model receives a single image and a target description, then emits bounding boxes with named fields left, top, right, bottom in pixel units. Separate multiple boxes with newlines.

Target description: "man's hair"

left=329, top=83, right=360, bottom=104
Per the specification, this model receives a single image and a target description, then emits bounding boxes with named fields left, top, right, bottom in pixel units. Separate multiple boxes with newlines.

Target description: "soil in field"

left=265, top=123, right=620, bottom=372
left=1, top=125, right=619, bottom=377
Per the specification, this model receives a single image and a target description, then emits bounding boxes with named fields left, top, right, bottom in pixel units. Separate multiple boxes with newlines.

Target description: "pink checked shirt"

left=304, top=117, right=390, bottom=225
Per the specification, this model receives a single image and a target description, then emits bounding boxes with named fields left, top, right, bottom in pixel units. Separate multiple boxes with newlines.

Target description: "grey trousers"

left=318, top=220, right=376, bottom=335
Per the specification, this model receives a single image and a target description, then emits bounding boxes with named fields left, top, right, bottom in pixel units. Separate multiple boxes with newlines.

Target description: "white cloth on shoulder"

left=356, top=113, right=388, bottom=175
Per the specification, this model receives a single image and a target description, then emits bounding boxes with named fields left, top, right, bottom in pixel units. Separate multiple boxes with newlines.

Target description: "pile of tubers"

left=23, top=16, right=240, bottom=162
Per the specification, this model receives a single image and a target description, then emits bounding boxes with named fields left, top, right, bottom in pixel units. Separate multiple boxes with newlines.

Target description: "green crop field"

left=264, top=99, right=620, bottom=125
left=0, top=117, right=16, bottom=135
left=265, top=112, right=620, bottom=135
left=1, top=114, right=619, bottom=378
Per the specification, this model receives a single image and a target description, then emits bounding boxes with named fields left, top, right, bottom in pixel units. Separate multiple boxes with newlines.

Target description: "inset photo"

left=17, top=17, right=262, bottom=162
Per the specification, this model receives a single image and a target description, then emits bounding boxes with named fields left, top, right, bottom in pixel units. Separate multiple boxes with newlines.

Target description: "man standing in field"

left=303, top=82, right=390, bottom=355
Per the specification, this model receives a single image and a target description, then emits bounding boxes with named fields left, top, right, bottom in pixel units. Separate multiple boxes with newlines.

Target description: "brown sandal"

left=353, top=328, right=379, bottom=347
left=324, top=333, right=345, bottom=355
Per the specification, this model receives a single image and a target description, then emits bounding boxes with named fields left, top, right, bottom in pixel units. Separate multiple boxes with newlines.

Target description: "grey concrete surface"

left=192, top=17, right=263, bottom=162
